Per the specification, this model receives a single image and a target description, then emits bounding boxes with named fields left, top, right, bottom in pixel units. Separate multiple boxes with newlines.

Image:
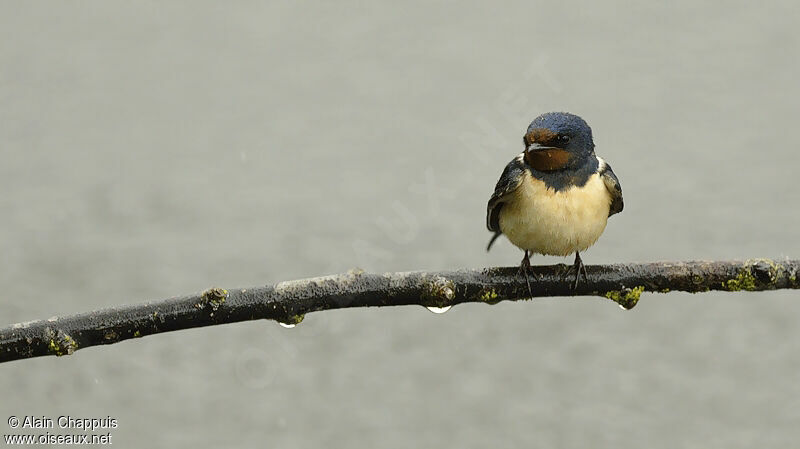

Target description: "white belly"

left=498, top=171, right=611, bottom=256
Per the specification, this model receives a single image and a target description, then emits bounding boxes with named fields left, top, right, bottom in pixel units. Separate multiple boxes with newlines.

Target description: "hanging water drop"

left=426, top=305, right=452, bottom=314
left=277, top=314, right=304, bottom=328
left=422, top=276, right=455, bottom=314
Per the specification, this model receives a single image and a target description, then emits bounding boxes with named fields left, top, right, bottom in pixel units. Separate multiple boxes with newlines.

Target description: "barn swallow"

left=486, top=112, right=623, bottom=291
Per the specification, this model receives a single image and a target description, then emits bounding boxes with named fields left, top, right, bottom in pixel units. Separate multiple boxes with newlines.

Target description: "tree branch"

left=2, top=259, right=798, bottom=363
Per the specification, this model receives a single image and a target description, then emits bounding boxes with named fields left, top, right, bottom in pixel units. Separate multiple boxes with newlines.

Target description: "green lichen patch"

left=104, top=330, right=119, bottom=341
left=477, top=288, right=501, bottom=305
left=723, top=269, right=757, bottom=292
left=133, top=330, right=142, bottom=338
left=281, top=314, right=305, bottom=326
left=201, top=287, right=228, bottom=312
left=48, top=333, right=78, bottom=357
left=605, top=286, right=645, bottom=310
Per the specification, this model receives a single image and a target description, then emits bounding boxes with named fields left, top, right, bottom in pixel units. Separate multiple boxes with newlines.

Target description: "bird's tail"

left=486, top=232, right=502, bottom=252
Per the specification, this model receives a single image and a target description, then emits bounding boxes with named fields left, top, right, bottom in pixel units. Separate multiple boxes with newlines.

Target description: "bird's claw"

left=562, top=252, right=588, bottom=290
left=518, top=251, right=534, bottom=299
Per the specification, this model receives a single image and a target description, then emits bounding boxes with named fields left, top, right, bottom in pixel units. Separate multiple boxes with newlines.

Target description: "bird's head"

left=523, top=112, right=594, bottom=172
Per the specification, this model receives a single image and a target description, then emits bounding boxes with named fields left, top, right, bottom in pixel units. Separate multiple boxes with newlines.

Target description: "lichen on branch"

left=1, top=258, right=798, bottom=364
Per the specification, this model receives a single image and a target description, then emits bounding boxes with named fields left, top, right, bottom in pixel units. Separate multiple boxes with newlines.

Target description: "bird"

left=486, top=112, right=623, bottom=291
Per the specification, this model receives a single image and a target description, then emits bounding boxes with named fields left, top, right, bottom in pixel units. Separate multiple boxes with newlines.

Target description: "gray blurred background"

left=1, top=1, right=799, bottom=447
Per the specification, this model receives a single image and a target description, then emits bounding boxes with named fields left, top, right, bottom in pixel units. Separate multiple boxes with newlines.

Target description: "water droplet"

left=426, top=306, right=452, bottom=314
left=276, top=314, right=304, bottom=328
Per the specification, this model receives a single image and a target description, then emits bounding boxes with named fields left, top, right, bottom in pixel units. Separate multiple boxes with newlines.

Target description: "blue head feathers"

left=527, top=112, right=595, bottom=157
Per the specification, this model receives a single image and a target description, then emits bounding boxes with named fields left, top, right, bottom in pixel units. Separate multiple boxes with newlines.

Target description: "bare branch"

left=2, top=259, right=798, bottom=363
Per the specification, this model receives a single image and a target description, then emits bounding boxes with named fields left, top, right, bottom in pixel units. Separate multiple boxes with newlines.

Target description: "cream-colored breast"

left=498, top=170, right=612, bottom=256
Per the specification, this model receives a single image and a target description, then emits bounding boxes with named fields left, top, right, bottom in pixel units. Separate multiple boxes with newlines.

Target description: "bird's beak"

left=526, top=142, right=557, bottom=153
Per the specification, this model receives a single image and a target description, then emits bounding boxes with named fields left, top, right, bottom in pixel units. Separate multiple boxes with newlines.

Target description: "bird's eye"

left=559, top=135, right=570, bottom=143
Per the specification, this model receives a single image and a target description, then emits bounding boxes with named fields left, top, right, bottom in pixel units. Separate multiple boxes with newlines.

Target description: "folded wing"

left=486, top=155, right=526, bottom=250
left=598, top=158, right=623, bottom=217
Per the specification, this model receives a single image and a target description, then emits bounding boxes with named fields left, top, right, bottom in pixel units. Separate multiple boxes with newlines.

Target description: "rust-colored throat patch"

left=525, top=148, right=572, bottom=172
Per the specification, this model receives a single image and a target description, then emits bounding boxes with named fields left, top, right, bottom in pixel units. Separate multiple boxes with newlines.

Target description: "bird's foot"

left=562, top=252, right=588, bottom=290
left=517, top=251, right=534, bottom=299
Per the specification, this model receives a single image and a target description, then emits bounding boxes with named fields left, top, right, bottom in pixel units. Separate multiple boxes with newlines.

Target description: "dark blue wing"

left=599, top=159, right=623, bottom=217
left=486, top=155, right=525, bottom=250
